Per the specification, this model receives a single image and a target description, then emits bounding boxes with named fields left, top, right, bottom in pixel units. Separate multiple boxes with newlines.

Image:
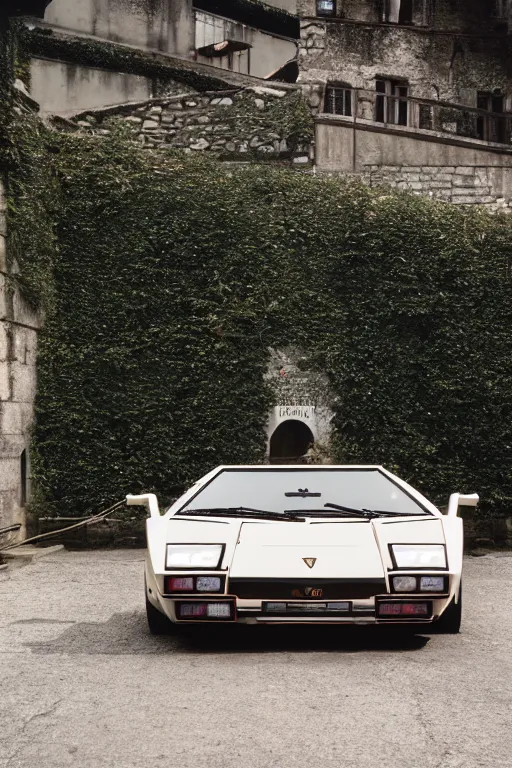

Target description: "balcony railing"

left=321, top=87, right=512, bottom=147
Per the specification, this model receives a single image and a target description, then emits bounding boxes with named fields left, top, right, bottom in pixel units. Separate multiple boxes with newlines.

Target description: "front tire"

left=146, top=594, right=174, bottom=635
left=434, top=585, right=462, bottom=634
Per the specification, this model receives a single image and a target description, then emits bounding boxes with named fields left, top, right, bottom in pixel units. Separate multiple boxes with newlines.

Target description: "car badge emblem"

left=303, top=558, right=317, bottom=569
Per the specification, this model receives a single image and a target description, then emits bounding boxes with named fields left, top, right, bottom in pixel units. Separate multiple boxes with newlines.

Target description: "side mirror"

left=126, top=493, right=160, bottom=518
left=447, top=493, right=479, bottom=517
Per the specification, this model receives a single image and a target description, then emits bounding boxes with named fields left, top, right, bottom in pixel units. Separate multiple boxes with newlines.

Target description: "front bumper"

left=149, top=566, right=454, bottom=625
left=157, top=595, right=452, bottom=625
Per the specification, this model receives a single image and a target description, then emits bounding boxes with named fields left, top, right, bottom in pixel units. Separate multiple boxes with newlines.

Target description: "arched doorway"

left=269, top=420, right=314, bottom=464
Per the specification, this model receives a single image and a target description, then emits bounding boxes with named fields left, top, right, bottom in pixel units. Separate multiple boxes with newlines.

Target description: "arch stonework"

left=265, top=347, right=335, bottom=461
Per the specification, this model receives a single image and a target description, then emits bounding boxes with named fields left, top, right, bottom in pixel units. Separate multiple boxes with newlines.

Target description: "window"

left=477, top=91, right=506, bottom=143
left=382, top=0, right=413, bottom=24
left=316, top=0, right=336, bottom=16
left=177, top=468, right=429, bottom=516
left=495, top=0, right=508, bottom=19
left=324, top=83, right=353, bottom=116
left=375, top=79, right=409, bottom=126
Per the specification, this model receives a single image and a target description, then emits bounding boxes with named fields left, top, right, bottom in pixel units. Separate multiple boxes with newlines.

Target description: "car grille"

left=228, top=578, right=387, bottom=600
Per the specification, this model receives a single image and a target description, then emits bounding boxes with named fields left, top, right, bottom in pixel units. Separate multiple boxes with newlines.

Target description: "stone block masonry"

left=72, top=86, right=312, bottom=165
left=0, top=179, right=42, bottom=540
left=365, top=166, right=512, bottom=211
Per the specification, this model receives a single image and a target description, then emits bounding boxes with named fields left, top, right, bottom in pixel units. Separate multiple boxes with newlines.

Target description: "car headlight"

left=391, top=544, right=447, bottom=569
left=165, top=544, right=224, bottom=569
left=392, top=576, right=417, bottom=592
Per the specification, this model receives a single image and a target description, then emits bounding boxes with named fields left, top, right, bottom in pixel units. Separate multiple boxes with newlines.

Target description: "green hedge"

left=28, top=130, right=512, bottom=517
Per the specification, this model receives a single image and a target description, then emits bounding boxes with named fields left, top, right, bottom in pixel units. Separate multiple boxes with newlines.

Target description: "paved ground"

left=0, top=549, right=511, bottom=768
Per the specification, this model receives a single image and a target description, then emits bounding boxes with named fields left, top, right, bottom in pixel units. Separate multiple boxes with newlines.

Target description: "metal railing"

left=321, top=87, right=512, bottom=147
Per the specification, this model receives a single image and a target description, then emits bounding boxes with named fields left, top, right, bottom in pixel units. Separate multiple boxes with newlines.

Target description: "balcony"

left=315, top=88, right=512, bottom=174
left=320, top=87, right=512, bottom=147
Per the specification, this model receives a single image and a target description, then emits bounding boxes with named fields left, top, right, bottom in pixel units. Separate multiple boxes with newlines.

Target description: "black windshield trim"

left=176, top=508, right=305, bottom=522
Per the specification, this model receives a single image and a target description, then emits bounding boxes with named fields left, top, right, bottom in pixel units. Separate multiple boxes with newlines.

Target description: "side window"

left=324, top=83, right=353, bottom=116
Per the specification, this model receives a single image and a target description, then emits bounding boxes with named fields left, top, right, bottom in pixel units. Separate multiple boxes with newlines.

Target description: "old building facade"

left=298, top=0, right=512, bottom=206
left=24, top=0, right=299, bottom=114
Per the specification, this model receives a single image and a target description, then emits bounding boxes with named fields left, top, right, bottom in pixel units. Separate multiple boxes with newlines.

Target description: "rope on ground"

left=0, top=500, right=126, bottom=552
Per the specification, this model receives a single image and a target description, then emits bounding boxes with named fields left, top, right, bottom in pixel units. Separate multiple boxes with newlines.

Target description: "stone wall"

left=0, top=179, right=42, bottom=539
left=315, top=117, right=512, bottom=208
left=72, top=86, right=312, bottom=163
left=366, top=164, right=512, bottom=210
left=298, top=0, right=504, bottom=34
left=265, top=347, right=335, bottom=459
left=297, top=6, right=511, bottom=108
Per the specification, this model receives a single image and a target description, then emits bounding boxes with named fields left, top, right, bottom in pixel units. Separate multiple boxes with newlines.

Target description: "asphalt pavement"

left=1, top=548, right=511, bottom=768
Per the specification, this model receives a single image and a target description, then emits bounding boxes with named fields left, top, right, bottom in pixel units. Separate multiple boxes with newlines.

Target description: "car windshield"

left=176, top=469, right=429, bottom=516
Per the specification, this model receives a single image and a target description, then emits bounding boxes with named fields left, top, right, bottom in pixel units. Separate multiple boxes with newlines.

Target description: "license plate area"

left=263, top=601, right=352, bottom=616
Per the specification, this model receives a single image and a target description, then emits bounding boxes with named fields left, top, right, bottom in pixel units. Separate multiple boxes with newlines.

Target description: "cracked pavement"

left=0, top=549, right=511, bottom=768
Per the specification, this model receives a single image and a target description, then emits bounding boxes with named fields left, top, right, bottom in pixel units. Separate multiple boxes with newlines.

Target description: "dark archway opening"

left=269, top=420, right=314, bottom=464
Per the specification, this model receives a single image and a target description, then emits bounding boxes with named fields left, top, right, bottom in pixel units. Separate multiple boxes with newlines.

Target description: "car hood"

left=229, top=521, right=385, bottom=579
left=153, top=515, right=446, bottom=577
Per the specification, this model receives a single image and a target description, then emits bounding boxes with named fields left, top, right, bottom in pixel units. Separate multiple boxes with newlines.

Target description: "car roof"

left=211, top=465, right=386, bottom=470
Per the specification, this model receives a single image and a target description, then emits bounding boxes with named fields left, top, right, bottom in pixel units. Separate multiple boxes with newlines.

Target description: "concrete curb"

left=2, top=544, right=65, bottom=565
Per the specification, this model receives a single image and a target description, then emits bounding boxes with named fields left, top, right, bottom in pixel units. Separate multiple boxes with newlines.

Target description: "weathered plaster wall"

left=72, top=85, right=311, bottom=162
left=315, top=117, right=512, bottom=209
left=30, top=57, right=152, bottom=114
left=0, top=179, right=41, bottom=538
left=44, top=0, right=195, bottom=57
left=195, top=11, right=297, bottom=79
left=298, top=20, right=511, bottom=107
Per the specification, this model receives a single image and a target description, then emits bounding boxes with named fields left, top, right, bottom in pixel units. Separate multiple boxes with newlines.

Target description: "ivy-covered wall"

left=0, top=17, right=58, bottom=536
left=30, top=129, right=512, bottom=520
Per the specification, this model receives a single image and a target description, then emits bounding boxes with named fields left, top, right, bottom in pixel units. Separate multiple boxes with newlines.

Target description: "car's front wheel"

left=146, top=594, right=174, bottom=635
left=433, top=584, right=462, bottom=634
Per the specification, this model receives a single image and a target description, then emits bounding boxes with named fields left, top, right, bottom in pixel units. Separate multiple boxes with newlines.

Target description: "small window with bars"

left=325, top=84, right=353, bottom=116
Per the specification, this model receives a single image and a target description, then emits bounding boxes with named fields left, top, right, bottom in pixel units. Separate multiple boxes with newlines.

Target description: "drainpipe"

left=352, top=88, right=358, bottom=172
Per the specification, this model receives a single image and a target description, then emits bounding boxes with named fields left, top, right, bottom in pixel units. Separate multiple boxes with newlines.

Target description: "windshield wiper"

left=177, top=507, right=305, bottom=522
left=285, top=509, right=371, bottom=520
left=324, top=503, right=426, bottom=519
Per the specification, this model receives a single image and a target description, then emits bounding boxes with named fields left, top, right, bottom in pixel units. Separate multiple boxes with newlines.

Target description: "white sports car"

left=127, top=465, right=478, bottom=635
